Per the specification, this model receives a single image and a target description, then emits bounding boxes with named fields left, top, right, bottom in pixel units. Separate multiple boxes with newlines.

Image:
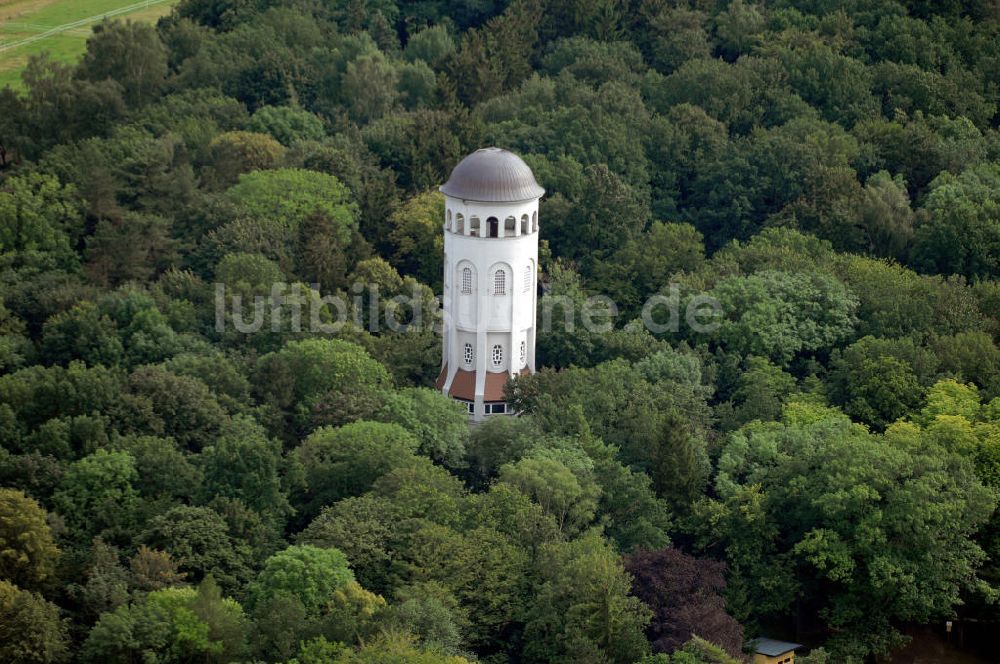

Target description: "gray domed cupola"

left=440, top=147, right=545, bottom=203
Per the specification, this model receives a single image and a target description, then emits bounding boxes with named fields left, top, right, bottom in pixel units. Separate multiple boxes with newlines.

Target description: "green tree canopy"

left=0, top=489, right=59, bottom=590
left=387, top=191, right=444, bottom=289
left=523, top=533, right=651, bottom=664
left=142, top=506, right=250, bottom=591
left=82, top=578, right=247, bottom=664
left=248, top=105, right=326, bottom=146
left=705, top=270, right=858, bottom=366
left=0, top=172, right=82, bottom=264
left=378, top=388, right=469, bottom=468
left=254, top=338, right=392, bottom=436
left=224, top=168, right=358, bottom=240
left=199, top=415, right=291, bottom=521
left=914, top=163, right=1000, bottom=279
left=53, top=449, right=138, bottom=542
left=0, top=579, right=69, bottom=664
left=248, top=544, right=355, bottom=616
left=77, top=20, right=168, bottom=107
left=699, top=406, right=995, bottom=659
left=294, top=420, right=420, bottom=520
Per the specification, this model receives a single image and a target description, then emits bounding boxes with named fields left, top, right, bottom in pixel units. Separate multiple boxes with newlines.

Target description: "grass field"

left=0, top=0, right=179, bottom=91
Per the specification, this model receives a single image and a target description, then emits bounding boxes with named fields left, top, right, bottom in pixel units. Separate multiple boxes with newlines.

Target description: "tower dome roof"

left=440, top=147, right=545, bottom=202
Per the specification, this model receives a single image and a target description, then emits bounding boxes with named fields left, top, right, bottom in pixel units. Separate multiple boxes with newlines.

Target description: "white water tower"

left=436, top=147, right=543, bottom=421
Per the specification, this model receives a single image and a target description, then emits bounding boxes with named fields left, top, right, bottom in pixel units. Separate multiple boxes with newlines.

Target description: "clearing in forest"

left=0, top=0, right=178, bottom=90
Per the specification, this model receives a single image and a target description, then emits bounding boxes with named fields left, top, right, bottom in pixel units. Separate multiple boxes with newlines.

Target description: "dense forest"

left=1, top=0, right=1000, bottom=662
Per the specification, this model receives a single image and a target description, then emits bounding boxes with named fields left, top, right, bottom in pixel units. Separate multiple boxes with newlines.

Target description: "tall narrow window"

left=494, top=270, right=506, bottom=295
left=461, top=267, right=472, bottom=294
left=492, top=344, right=503, bottom=366
left=464, top=343, right=473, bottom=366
left=520, top=340, right=526, bottom=366
left=523, top=265, right=532, bottom=293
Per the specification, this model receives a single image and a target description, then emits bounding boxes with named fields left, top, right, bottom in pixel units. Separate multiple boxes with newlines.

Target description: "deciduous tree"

left=0, top=489, right=59, bottom=589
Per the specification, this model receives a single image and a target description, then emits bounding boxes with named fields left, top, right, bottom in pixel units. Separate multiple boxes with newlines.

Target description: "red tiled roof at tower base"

left=483, top=371, right=509, bottom=402
left=434, top=366, right=530, bottom=402
left=450, top=369, right=477, bottom=400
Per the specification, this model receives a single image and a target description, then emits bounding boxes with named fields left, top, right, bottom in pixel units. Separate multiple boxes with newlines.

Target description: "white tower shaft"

left=437, top=148, right=543, bottom=421
left=439, top=199, right=539, bottom=420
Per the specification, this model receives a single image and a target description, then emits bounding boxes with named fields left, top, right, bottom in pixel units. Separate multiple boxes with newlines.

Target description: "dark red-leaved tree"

left=625, top=547, right=744, bottom=657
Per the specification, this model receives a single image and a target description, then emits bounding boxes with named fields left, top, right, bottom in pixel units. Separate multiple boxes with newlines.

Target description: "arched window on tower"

left=470, top=216, right=480, bottom=236
left=532, top=211, right=538, bottom=232
left=523, top=265, right=532, bottom=293
left=504, top=216, right=516, bottom=236
left=493, top=269, right=506, bottom=295
left=461, top=267, right=473, bottom=294
left=520, top=214, right=529, bottom=234
left=447, top=209, right=452, bottom=231
left=455, top=214, right=465, bottom=234
left=486, top=216, right=499, bottom=238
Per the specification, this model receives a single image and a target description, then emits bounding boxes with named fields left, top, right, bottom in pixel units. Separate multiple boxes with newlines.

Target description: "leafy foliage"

left=1, top=0, right=999, bottom=661
left=0, top=489, right=60, bottom=589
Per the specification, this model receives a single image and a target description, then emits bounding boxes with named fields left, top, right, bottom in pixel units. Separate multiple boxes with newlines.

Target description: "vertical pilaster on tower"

left=436, top=148, right=543, bottom=421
